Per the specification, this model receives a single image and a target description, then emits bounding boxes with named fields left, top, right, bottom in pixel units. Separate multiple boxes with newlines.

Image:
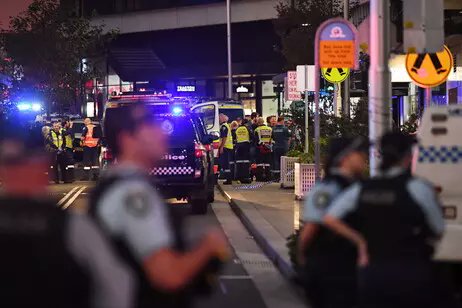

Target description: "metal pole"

left=226, top=0, right=233, bottom=99
left=368, top=0, right=392, bottom=176
left=425, top=87, right=432, bottom=108
left=314, top=66, right=321, bottom=181
left=304, top=90, right=309, bottom=153
left=343, top=0, right=350, bottom=118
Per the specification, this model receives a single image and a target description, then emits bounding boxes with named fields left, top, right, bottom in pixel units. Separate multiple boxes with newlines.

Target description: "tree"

left=274, top=0, right=359, bottom=69
left=1, top=0, right=117, bottom=114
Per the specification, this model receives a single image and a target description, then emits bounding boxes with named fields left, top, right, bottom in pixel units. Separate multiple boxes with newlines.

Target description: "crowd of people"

left=218, top=112, right=292, bottom=184
left=41, top=117, right=103, bottom=183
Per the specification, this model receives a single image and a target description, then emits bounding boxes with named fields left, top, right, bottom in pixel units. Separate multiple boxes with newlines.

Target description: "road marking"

left=57, top=186, right=80, bottom=206
left=219, top=275, right=253, bottom=280
left=62, top=186, right=86, bottom=210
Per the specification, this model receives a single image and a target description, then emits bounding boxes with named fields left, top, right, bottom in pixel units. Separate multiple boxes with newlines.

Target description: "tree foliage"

left=1, top=0, right=117, bottom=113
left=274, top=0, right=359, bottom=69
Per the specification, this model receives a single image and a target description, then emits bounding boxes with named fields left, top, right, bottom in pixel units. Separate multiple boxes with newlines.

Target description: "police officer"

left=271, top=116, right=291, bottom=180
left=90, top=106, right=230, bottom=308
left=219, top=113, right=234, bottom=185
left=234, top=118, right=252, bottom=183
left=62, top=119, right=75, bottom=183
left=298, top=137, right=368, bottom=308
left=81, top=118, right=101, bottom=181
left=324, top=132, right=450, bottom=308
left=0, top=117, right=133, bottom=308
left=254, top=117, right=273, bottom=181
left=48, top=121, right=68, bottom=183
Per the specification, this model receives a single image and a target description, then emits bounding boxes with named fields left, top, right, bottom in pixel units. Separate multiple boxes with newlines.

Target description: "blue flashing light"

left=17, top=103, right=31, bottom=111
left=32, top=103, right=42, bottom=111
left=172, top=106, right=183, bottom=115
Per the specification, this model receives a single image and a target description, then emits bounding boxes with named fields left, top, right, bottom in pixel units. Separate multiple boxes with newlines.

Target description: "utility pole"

left=369, top=0, right=392, bottom=175
left=226, top=0, right=233, bottom=99
left=343, top=0, right=350, bottom=117
left=304, top=90, right=309, bottom=153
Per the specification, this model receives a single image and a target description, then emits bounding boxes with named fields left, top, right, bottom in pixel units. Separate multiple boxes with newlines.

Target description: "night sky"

left=0, top=0, right=33, bottom=29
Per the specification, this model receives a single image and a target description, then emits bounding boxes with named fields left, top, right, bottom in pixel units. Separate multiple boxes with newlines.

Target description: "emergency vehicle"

left=191, top=99, right=245, bottom=164
left=102, top=92, right=216, bottom=214
left=413, top=105, right=462, bottom=263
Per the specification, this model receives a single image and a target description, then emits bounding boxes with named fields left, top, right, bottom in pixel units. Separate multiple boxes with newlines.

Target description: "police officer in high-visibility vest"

left=62, top=119, right=75, bottom=183
left=298, top=137, right=369, bottom=308
left=48, top=121, right=68, bottom=184
left=219, top=113, right=234, bottom=185
left=234, top=119, right=252, bottom=183
left=324, top=132, right=452, bottom=308
left=254, top=117, right=273, bottom=182
left=81, top=118, right=101, bottom=181
left=90, top=105, right=230, bottom=308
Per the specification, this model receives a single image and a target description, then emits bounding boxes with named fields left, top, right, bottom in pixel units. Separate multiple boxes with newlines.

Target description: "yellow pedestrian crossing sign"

left=321, top=68, right=350, bottom=84
left=405, top=45, right=453, bottom=88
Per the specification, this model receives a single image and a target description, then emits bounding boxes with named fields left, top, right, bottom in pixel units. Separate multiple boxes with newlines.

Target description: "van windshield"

left=220, top=108, right=244, bottom=122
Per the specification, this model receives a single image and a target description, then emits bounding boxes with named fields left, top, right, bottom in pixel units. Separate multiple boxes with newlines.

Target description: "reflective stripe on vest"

left=235, top=126, right=250, bottom=143
left=222, top=123, right=234, bottom=150
left=83, top=126, right=98, bottom=148
left=255, top=125, right=272, bottom=144
left=51, top=131, right=63, bottom=149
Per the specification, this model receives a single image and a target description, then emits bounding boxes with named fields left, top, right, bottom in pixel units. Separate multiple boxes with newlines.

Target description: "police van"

left=102, top=92, right=216, bottom=214
left=413, top=105, right=462, bottom=263
left=191, top=99, right=245, bottom=158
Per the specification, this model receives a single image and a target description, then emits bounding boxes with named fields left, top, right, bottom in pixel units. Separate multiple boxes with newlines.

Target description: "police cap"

left=380, top=132, right=417, bottom=160
left=328, top=136, right=369, bottom=167
left=105, top=105, right=159, bottom=156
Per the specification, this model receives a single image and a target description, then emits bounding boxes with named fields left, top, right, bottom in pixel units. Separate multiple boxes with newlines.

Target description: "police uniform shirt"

left=95, top=164, right=174, bottom=261
left=272, top=125, right=291, bottom=149
left=304, top=176, right=346, bottom=223
left=67, top=213, right=135, bottom=308
left=327, top=167, right=445, bottom=236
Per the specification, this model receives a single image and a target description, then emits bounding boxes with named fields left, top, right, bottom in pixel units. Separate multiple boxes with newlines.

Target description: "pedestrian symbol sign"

left=321, top=67, right=350, bottom=83
left=405, top=45, right=453, bottom=88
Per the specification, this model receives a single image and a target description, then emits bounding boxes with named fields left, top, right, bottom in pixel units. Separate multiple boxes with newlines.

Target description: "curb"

left=217, top=184, right=296, bottom=281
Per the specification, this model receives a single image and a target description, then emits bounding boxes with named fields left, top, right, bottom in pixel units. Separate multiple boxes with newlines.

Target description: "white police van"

left=413, top=105, right=462, bottom=263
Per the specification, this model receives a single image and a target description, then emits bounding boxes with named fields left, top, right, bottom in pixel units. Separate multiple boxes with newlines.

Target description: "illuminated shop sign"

left=177, top=85, right=196, bottom=92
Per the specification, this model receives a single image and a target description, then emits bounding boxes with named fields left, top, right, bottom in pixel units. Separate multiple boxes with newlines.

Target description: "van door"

left=413, top=105, right=462, bottom=262
left=191, top=102, right=219, bottom=134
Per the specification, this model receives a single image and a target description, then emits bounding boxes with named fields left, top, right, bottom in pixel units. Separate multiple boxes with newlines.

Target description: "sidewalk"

left=217, top=182, right=303, bottom=280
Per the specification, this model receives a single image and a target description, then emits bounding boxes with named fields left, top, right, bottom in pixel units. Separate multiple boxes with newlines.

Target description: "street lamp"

left=227, top=0, right=233, bottom=99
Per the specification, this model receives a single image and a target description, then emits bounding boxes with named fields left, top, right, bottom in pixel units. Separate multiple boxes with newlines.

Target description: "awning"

left=108, top=20, right=283, bottom=81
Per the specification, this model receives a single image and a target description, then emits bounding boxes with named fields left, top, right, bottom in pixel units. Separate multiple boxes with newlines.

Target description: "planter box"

left=294, top=163, right=318, bottom=200
left=280, top=156, right=299, bottom=188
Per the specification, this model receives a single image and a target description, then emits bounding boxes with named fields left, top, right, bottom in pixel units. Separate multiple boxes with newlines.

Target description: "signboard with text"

left=317, top=19, right=358, bottom=69
left=286, top=71, right=301, bottom=101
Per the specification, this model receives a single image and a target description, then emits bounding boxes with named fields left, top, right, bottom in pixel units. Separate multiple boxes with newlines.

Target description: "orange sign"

left=405, top=45, right=453, bottom=88
left=320, top=41, right=355, bottom=68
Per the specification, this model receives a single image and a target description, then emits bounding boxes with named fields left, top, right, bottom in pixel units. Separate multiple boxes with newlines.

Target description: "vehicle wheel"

left=191, top=198, right=208, bottom=215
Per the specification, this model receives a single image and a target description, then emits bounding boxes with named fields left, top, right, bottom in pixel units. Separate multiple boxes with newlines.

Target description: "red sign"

left=286, top=71, right=301, bottom=101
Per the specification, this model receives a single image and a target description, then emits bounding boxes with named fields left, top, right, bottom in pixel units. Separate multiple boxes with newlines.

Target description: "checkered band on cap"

left=418, top=145, right=462, bottom=163
left=150, top=166, right=195, bottom=176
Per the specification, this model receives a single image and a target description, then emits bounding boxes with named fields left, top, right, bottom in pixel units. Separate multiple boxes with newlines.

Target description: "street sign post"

left=296, top=65, right=315, bottom=153
left=405, top=45, right=453, bottom=107
left=315, top=18, right=358, bottom=181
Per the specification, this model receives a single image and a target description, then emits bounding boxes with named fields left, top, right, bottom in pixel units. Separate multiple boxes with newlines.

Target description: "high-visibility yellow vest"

left=63, top=129, right=73, bottom=149
left=221, top=122, right=234, bottom=150
left=51, top=130, right=63, bottom=149
left=235, top=126, right=250, bottom=143
left=255, top=125, right=272, bottom=144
